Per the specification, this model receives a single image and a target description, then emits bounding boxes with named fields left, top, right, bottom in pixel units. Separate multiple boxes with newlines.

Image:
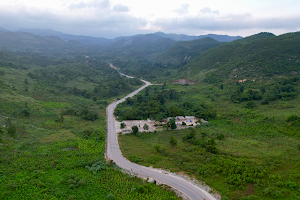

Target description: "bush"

left=286, top=115, right=299, bottom=122
left=7, top=124, right=16, bottom=136
left=260, top=97, right=270, bottom=105
left=80, top=109, right=98, bottom=121
left=20, top=108, right=30, bottom=117
left=169, top=136, right=177, bottom=148
left=132, top=126, right=138, bottom=135
left=246, top=101, right=255, bottom=109
left=120, top=122, right=126, bottom=129
left=217, top=133, right=225, bottom=140
left=106, top=194, right=114, bottom=200
left=85, top=160, right=107, bottom=174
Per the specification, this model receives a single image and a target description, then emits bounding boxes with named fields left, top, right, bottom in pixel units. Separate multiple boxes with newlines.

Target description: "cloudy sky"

left=0, top=0, right=300, bottom=38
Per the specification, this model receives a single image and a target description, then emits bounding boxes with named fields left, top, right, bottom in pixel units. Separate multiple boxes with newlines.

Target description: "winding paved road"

left=106, top=76, right=216, bottom=200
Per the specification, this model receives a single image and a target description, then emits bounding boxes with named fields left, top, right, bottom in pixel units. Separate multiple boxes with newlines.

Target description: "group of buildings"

left=115, top=116, right=208, bottom=134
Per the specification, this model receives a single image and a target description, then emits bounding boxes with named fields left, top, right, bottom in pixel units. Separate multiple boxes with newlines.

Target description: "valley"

left=1, top=27, right=300, bottom=200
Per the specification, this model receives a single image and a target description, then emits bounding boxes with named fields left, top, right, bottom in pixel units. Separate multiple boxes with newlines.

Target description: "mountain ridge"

left=0, top=27, right=243, bottom=46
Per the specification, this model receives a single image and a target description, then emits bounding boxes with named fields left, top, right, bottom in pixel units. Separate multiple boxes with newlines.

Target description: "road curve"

left=106, top=78, right=216, bottom=200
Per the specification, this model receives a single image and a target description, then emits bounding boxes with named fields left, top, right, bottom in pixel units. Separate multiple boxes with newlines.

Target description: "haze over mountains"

left=1, top=26, right=300, bottom=85
left=0, top=27, right=242, bottom=46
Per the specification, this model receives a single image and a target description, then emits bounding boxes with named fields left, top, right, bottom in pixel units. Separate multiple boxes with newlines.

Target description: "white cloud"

left=68, top=0, right=110, bottom=10
left=199, top=7, right=219, bottom=15
left=0, top=0, right=300, bottom=38
left=113, top=4, right=129, bottom=12
left=174, top=4, right=189, bottom=15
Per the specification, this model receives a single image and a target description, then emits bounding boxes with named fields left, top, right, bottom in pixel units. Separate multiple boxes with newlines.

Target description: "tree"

left=145, top=87, right=149, bottom=96
left=143, top=123, right=149, bottom=130
left=169, top=136, right=177, bottom=148
left=120, top=122, right=126, bottom=129
left=207, top=138, right=218, bottom=154
left=132, top=126, right=138, bottom=135
left=168, top=106, right=183, bottom=117
left=168, top=118, right=177, bottom=129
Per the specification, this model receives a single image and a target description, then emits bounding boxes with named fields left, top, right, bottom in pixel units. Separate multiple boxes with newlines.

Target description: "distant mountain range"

left=154, top=32, right=243, bottom=42
left=0, top=27, right=8, bottom=32
left=0, top=31, right=88, bottom=57
left=0, top=27, right=242, bottom=46
left=17, top=28, right=113, bottom=46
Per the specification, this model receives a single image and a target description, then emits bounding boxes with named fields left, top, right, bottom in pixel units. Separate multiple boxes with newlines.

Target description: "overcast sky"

left=0, top=0, right=300, bottom=38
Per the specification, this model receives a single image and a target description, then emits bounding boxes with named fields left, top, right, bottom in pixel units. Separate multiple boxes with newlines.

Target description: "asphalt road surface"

left=106, top=78, right=216, bottom=200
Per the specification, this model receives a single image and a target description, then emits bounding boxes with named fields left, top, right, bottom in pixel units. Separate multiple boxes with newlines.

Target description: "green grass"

left=0, top=62, right=180, bottom=199
left=118, top=80, right=300, bottom=200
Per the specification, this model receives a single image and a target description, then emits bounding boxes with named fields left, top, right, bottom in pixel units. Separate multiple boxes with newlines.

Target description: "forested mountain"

left=155, top=37, right=223, bottom=67
left=177, top=32, right=300, bottom=82
left=154, top=32, right=243, bottom=42
left=18, top=28, right=113, bottom=46
left=101, top=33, right=177, bottom=60
left=0, top=31, right=87, bottom=57
left=11, top=27, right=242, bottom=46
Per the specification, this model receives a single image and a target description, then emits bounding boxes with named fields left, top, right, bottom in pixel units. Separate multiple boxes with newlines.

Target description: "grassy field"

left=118, top=79, right=300, bottom=200
left=0, top=63, right=180, bottom=200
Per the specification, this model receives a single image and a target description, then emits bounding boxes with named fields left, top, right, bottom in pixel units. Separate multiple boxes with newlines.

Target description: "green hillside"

left=108, top=37, right=223, bottom=83
left=100, top=34, right=177, bottom=61
left=156, top=37, right=223, bottom=67
left=0, top=50, right=180, bottom=199
left=117, top=77, right=300, bottom=200
left=0, top=31, right=87, bottom=57
left=177, top=32, right=300, bottom=82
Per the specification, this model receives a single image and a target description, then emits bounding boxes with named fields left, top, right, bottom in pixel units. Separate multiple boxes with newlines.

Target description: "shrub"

left=260, top=97, right=270, bottom=105
left=286, top=115, right=299, bottom=122
left=20, top=108, right=30, bottom=117
left=80, top=109, right=98, bottom=121
left=131, top=126, right=138, bottom=135
left=85, top=160, right=107, bottom=174
left=246, top=101, right=255, bottom=109
left=143, top=123, right=149, bottom=130
left=7, top=124, right=16, bottom=136
left=169, top=136, right=177, bottom=148
left=120, top=122, right=126, bottom=129
left=217, top=133, right=225, bottom=140
left=106, top=194, right=114, bottom=200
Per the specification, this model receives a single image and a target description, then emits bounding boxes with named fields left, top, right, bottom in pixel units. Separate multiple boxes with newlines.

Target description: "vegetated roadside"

left=118, top=76, right=300, bottom=200
left=0, top=52, right=181, bottom=200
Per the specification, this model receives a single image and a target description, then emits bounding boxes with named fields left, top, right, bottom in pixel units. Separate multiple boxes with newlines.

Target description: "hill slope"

left=101, top=33, right=177, bottom=60
left=154, top=32, right=243, bottom=42
left=18, top=28, right=113, bottom=46
left=178, top=32, right=300, bottom=82
left=156, top=37, right=223, bottom=66
left=0, top=31, right=87, bottom=57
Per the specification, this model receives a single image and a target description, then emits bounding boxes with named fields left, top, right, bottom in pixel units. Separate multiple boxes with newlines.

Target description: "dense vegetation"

left=118, top=77, right=300, bottom=199
left=156, top=37, right=223, bottom=67
left=0, top=50, right=180, bottom=199
left=109, top=38, right=223, bottom=82
left=114, top=86, right=216, bottom=121
left=0, top=31, right=87, bottom=57
left=178, top=32, right=300, bottom=82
